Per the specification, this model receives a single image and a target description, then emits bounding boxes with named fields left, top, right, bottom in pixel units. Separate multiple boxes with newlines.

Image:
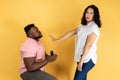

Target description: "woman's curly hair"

left=81, top=5, right=102, bottom=28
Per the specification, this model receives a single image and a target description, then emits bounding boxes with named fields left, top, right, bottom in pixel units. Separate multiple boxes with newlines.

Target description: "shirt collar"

left=27, top=37, right=38, bottom=43
left=87, top=21, right=94, bottom=26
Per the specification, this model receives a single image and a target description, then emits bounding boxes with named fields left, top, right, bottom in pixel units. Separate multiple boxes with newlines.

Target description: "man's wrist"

left=45, top=59, right=49, bottom=63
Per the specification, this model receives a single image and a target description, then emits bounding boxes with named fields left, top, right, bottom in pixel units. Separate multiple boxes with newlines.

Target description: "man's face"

left=29, top=26, right=42, bottom=40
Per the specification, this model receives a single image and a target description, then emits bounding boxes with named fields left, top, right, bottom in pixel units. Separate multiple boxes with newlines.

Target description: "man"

left=19, top=24, right=57, bottom=80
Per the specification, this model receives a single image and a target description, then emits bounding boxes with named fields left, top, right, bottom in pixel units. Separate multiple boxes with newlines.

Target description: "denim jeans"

left=74, top=59, right=95, bottom=80
left=20, top=70, right=57, bottom=80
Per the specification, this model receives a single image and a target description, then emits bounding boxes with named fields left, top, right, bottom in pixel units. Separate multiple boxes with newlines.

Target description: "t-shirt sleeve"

left=20, top=43, right=37, bottom=58
left=88, top=25, right=99, bottom=36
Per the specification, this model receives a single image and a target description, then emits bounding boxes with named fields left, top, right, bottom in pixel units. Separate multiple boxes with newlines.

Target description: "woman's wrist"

left=81, top=55, right=85, bottom=59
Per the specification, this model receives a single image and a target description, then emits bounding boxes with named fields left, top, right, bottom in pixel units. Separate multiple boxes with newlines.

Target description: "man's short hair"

left=24, top=24, right=35, bottom=34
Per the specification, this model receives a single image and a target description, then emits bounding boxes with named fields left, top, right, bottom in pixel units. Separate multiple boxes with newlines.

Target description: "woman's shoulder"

left=89, top=22, right=99, bottom=29
left=88, top=22, right=100, bottom=35
left=78, top=24, right=85, bottom=28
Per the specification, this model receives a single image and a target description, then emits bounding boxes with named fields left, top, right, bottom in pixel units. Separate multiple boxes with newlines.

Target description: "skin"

left=78, top=7, right=96, bottom=71
left=49, top=7, right=97, bottom=71
left=23, top=26, right=57, bottom=72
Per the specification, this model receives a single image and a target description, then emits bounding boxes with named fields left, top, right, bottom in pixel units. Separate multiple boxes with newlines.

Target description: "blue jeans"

left=74, top=59, right=95, bottom=80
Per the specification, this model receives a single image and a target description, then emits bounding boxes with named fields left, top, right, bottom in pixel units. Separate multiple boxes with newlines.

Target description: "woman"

left=50, top=4, right=101, bottom=80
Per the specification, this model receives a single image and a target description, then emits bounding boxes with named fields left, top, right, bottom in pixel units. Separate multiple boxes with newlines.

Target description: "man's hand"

left=46, top=54, right=57, bottom=62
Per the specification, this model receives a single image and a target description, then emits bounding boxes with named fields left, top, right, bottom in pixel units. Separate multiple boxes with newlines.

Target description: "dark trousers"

left=74, top=59, right=95, bottom=80
left=20, top=70, right=57, bottom=80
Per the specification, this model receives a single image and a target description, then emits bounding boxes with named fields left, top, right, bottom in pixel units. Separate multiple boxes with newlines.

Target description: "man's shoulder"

left=20, top=39, right=37, bottom=51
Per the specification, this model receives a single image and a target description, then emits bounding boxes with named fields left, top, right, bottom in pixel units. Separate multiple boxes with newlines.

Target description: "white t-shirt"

left=74, top=21, right=100, bottom=64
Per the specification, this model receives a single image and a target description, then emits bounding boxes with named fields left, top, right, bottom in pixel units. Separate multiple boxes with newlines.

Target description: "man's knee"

left=46, top=74, right=57, bottom=80
left=51, top=76, right=57, bottom=80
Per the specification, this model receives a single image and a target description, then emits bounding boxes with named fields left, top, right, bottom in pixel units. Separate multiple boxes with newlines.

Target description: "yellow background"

left=0, top=0, right=120, bottom=80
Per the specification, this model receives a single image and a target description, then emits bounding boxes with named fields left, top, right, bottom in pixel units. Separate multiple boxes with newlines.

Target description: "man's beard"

left=34, top=35, right=43, bottom=40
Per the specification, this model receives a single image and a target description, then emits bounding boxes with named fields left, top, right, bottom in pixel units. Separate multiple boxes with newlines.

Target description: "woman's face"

left=85, top=8, right=94, bottom=23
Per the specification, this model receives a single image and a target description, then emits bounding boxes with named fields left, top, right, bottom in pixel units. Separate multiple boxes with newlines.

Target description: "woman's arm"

left=49, top=27, right=78, bottom=42
left=78, top=32, right=97, bottom=71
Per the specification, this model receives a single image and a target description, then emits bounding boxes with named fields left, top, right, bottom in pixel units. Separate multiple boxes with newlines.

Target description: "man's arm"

left=23, top=54, right=57, bottom=72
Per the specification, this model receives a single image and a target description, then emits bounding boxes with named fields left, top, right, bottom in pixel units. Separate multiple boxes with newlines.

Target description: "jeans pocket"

left=77, top=68, right=82, bottom=72
left=90, top=59, right=95, bottom=65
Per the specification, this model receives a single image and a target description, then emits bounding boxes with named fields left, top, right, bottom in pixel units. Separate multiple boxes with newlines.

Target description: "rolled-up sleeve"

left=20, top=43, right=37, bottom=58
